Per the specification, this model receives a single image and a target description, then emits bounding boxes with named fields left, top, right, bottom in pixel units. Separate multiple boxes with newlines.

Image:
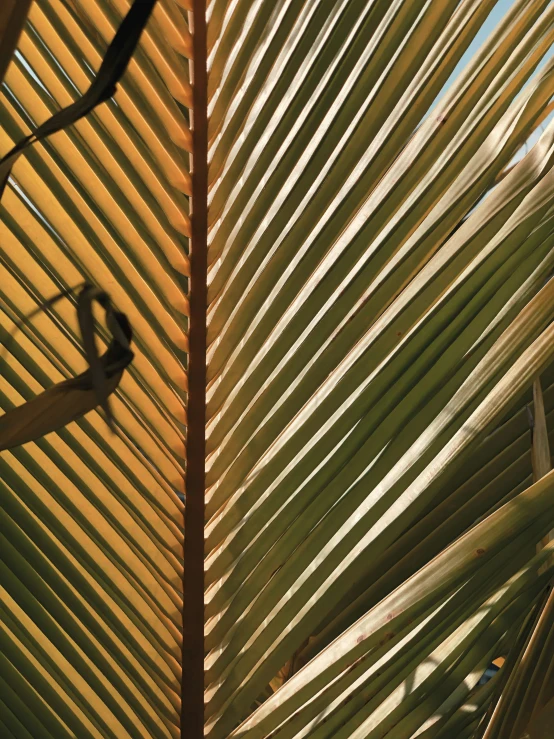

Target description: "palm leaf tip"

left=0, top=284, right=134, bottom=451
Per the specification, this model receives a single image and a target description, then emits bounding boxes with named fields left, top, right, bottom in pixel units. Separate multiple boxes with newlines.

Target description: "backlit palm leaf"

left=1, top=0, right=553, bottom=737
left=1, top=2, right=187, bottom=736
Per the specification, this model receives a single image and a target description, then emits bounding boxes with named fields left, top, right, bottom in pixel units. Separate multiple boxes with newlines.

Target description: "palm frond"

left=2, top=0, right=553, bottom=736
left=202, top=0, right=554, bottom=734
left=1, top=1, right=189, bottom=735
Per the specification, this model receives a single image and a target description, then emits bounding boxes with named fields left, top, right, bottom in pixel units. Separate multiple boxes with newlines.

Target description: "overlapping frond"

left=203, top=0, right=554, bottom=734
left=0, top=1, right=33, bottom=83
left=0, top=1, right=189, bottom=735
